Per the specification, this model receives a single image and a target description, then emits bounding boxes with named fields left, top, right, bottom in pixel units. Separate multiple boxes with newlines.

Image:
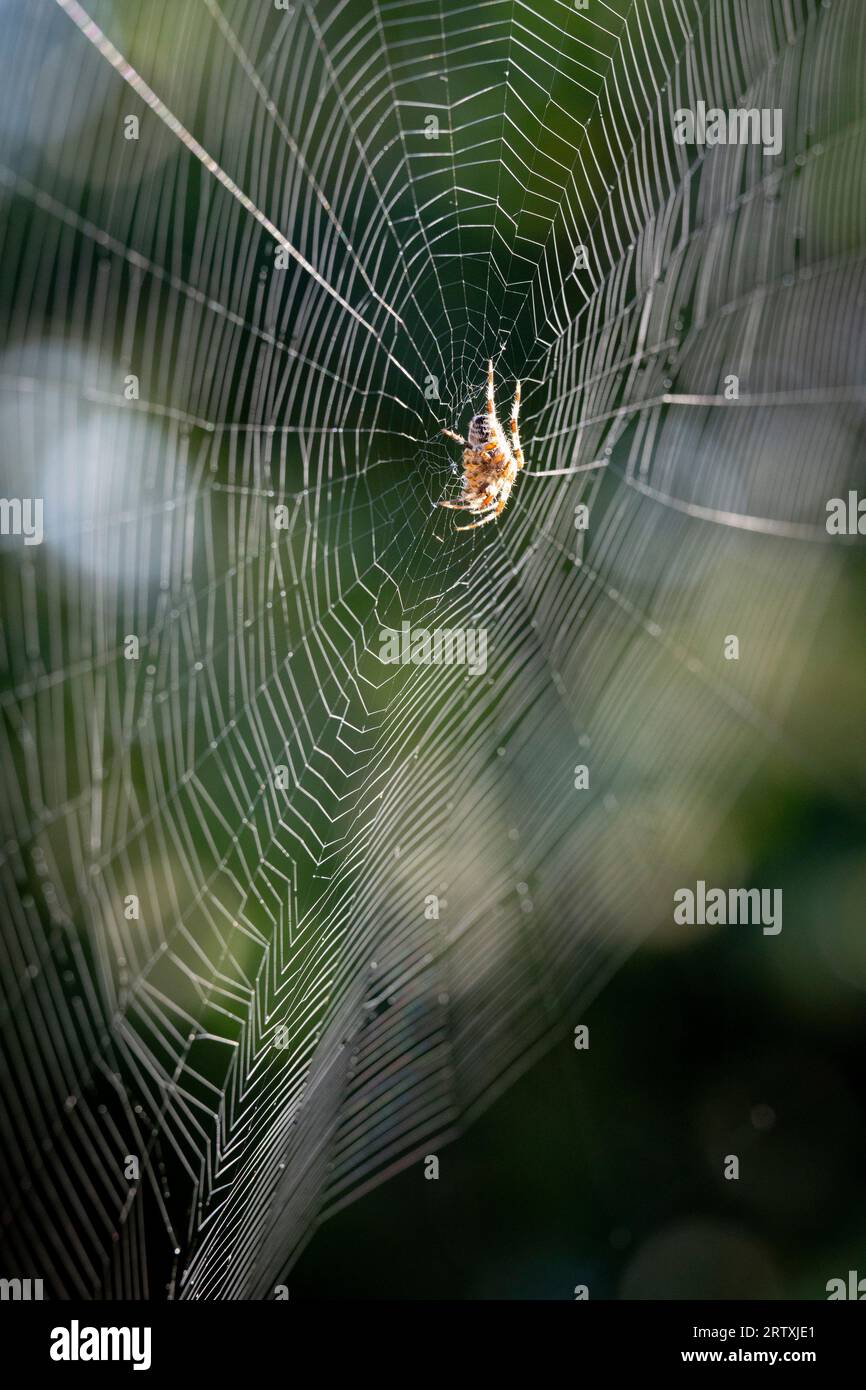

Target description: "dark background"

left=293, top=777, right=866, bottom=1300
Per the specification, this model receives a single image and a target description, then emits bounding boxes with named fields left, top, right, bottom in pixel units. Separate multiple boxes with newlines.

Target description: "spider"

left=440, top=360, right=524, bottom=531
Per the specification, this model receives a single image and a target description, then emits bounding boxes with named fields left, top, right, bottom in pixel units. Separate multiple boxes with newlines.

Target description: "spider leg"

left=510, top=379, right=525, bottom=471
left=440, top=490, right=499, bottom=512
left=455, top=496, right=507, bottom=531
left=441, top=495, right=498, bottom=512
left=441, top=428, right=466, bottom=445
left=487, top=359, right=495, bottom=418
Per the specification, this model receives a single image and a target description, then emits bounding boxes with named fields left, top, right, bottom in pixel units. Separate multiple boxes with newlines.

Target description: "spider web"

left=0, top=0, right=863, bottom=1298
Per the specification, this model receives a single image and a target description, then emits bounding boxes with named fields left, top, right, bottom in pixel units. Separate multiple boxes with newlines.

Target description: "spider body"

left=440, top=361, right=524, bottom=530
